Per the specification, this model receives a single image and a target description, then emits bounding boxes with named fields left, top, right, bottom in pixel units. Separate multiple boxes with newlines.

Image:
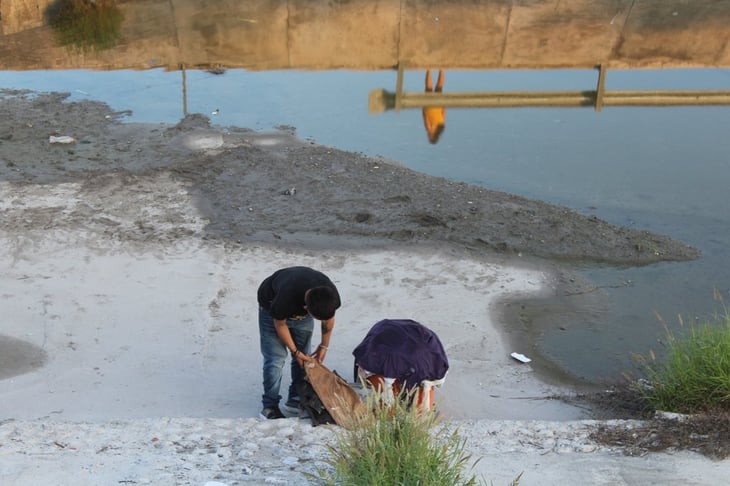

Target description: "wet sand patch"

left=0, top=335, right=47, bottom=380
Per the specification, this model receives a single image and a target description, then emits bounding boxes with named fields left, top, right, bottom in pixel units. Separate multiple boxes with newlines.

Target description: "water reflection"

left=3, top=0, right=730, bottom=70
left=47, top=0, right=124, bottom=51
left=422, top=70, right=446, bottom=144
left=370, top=63, right=730, bottom=116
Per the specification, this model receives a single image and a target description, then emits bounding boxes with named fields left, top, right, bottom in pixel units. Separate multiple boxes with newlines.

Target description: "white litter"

left=179, top=131, right=223, bottom=150
left=49, top=135, right=77, bottom=144
left=510, top=352, right=531, bottom=363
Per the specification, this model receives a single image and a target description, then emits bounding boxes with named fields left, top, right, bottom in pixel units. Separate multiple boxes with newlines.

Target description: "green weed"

left=637, top=289, right=730, bottom=413
left=315, top=390, right=490, bottom=486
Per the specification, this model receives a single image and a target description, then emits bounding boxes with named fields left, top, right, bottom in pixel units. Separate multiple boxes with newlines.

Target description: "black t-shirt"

left=257, top=266, right=341, bottom=320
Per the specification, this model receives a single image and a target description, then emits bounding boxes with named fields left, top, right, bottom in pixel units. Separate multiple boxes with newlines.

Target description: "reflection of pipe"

left=369, top=64, right=730, bottom=113
left=370, top=89, right=730, bottom=112
left=181, top=63, right=187, bottom=117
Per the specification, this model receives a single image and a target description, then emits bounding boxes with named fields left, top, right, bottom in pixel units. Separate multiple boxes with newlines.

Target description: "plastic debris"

left=49, top=135, right=77, bottom=144
left=510, top=352, right=531, bottom=363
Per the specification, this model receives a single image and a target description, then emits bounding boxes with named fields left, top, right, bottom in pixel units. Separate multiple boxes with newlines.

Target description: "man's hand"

left=294, top=349, right=314, bottom=367
left=311, top=345, right=328, bottom=363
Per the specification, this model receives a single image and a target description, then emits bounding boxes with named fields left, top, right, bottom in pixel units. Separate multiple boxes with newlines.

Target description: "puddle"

left=0, top=335, right=47, bottom=380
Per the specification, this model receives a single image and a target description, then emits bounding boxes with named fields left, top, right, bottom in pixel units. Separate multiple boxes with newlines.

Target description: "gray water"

left=2, top=67, right=729, bottom=384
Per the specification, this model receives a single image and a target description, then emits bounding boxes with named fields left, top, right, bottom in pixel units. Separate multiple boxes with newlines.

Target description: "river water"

left=2, top=66, right=729, bottom=385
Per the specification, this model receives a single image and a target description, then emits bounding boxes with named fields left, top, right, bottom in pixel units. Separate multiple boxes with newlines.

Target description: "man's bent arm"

left=274, top=319, right=298, bottom=353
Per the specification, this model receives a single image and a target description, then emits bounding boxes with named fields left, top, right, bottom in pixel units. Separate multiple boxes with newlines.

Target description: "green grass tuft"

left=315, top=390, right=490, bottom=486
left=637, top=300, right=730, bottom=414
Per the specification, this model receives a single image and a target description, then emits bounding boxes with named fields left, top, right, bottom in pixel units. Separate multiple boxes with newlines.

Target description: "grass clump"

left=637, top=300, right=730, bottom=414
left=47, top=0, right=124, bottom=51
left=316, top=391, right=486, bottom=486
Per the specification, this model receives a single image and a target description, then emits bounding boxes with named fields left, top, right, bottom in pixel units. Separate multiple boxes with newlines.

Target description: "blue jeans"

left=259, top=306, right=313, bottom=409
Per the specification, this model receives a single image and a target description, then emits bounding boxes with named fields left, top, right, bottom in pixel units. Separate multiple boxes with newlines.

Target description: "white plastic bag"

left=49, top=135, right=76, bottom=144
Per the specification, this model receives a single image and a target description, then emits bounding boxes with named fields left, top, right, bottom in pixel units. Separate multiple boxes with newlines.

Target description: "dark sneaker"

left=284, top=398, right=311, bottom=419
left=281, top=400, right=301, bottom=416
left=259, top=405, right=285, bottom=420
left=281, top=398, right=301, bottom=415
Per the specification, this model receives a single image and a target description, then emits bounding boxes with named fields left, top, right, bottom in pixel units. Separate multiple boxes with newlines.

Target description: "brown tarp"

left=303, top=360, right=366, bottom=428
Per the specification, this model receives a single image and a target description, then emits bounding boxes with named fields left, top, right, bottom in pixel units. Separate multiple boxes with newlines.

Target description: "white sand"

left=1, top=178, right=728, bottom=485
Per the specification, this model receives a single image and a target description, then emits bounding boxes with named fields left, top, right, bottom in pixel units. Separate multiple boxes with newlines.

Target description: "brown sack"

left=303, top=360, right=366, bottom=428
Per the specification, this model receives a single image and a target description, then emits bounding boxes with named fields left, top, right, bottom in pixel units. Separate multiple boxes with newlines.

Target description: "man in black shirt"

left=256, top=266, right=341, bottom=419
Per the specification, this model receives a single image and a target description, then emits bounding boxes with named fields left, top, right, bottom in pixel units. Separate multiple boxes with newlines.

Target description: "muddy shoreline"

left=0, top=90, right=699, bottom=262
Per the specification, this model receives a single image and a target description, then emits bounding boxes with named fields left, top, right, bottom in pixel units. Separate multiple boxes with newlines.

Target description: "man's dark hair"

left=305, top=286, right=338, bottom=320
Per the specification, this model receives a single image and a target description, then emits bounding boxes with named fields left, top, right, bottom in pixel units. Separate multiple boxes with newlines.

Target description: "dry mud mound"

left=0, top=89, right=699, bottom=265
